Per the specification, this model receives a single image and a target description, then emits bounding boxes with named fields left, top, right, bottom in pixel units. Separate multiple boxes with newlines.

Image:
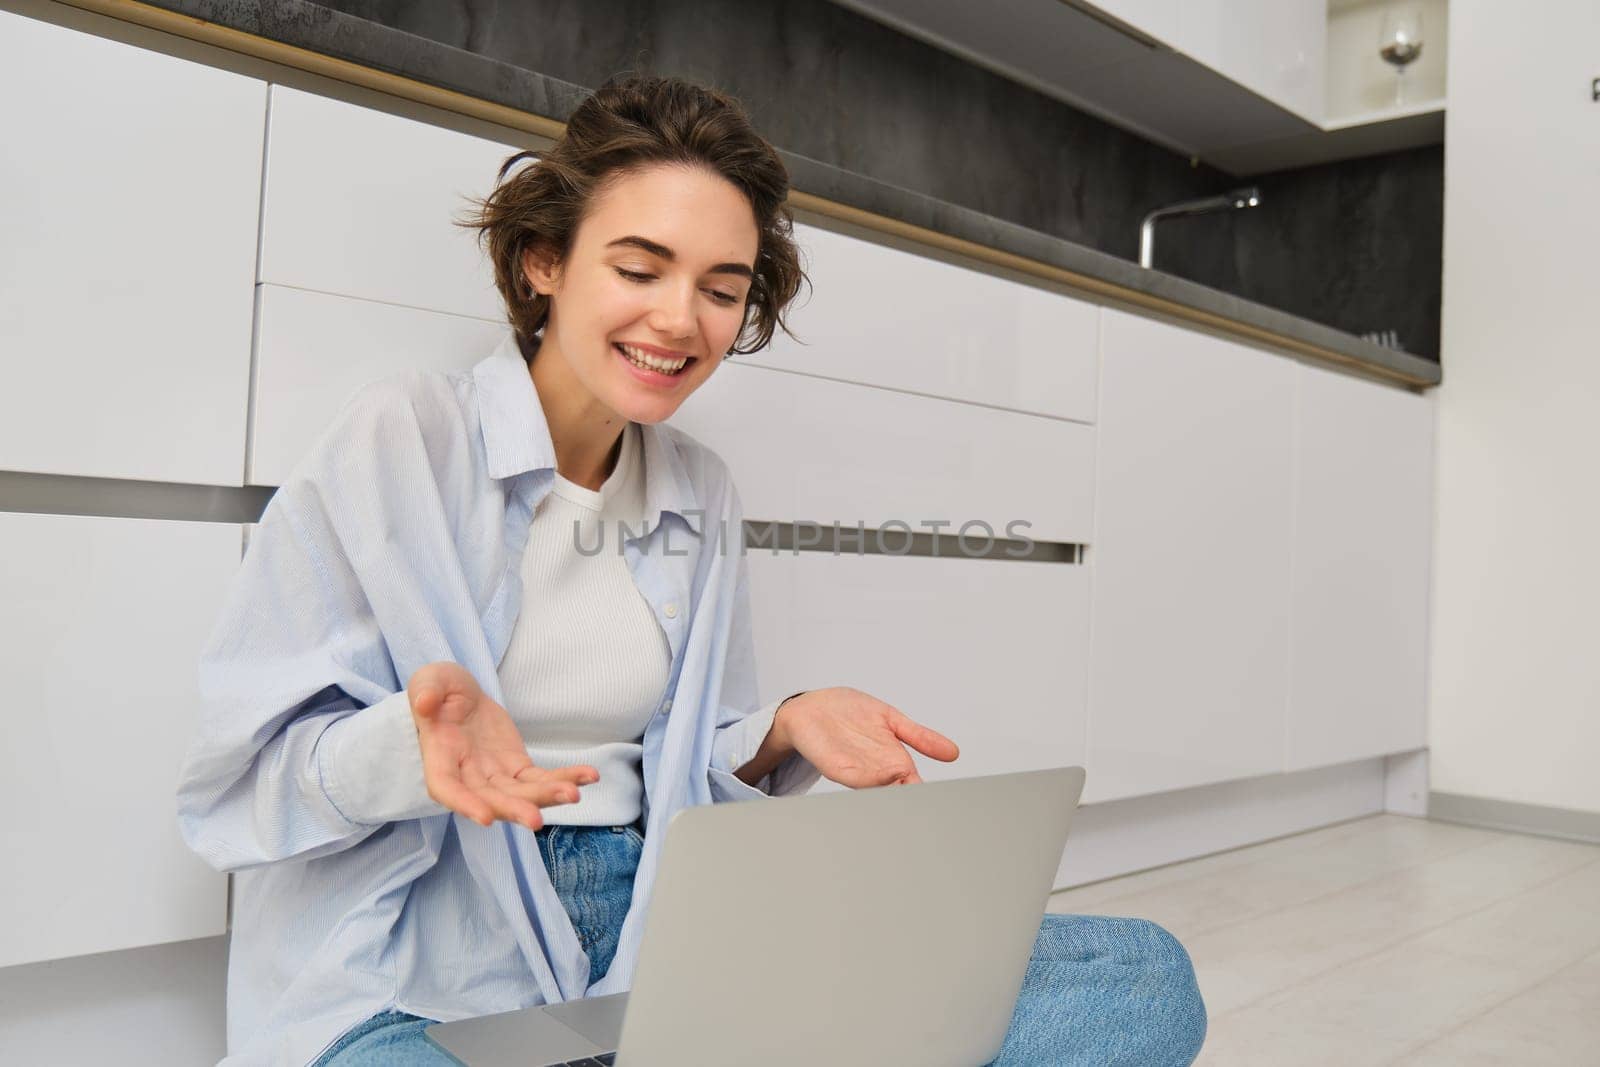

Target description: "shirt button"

left=664, top=603, right=678, bottom=619
left=662, top=699, right=673, bottom=711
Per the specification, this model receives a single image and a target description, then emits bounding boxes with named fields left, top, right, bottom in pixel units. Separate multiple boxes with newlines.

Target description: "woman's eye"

left=614, top=267, right=741, bottom=306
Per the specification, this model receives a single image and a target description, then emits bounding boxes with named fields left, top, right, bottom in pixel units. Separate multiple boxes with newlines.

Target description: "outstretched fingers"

left=889, top=709, right=960, bottom=762
left=501, top=766, right=590, bottom=808
left=458, top=761, right=546, bottom=830
left=428, top=760, right=603, bottom=830
left=490, top=765, right=602, bottom=827
left=479, top=777, right=549, bottom=831
left=427, top=769, right=497, bottom=827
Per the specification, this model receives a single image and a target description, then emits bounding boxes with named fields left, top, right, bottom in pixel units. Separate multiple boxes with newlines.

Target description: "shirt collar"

left=472, top=333, right=704, bottom=537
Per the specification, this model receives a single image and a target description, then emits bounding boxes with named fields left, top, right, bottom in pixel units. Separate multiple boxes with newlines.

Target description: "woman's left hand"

left=775, top=687, right=960, bottom=788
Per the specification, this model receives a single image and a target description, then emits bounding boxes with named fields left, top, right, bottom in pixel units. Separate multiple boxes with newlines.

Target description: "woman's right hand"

left=406, top=661, right=598, bottom=831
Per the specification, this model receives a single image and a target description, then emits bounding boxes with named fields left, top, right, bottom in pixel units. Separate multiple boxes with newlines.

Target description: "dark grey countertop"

left=128, top=0, right=1442, bottom=388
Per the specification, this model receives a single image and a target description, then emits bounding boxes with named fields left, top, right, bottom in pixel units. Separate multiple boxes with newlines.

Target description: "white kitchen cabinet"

left=747, top=551, right=1089, bottom=793
left=0, top=10, right=264, bottom=486
left=0, top=512, right=239, bottom=968
left=1085, top=309, right=1295, bottom=803
left=1175, top=0, right=1325, bottom=124
left=672, top=361, right=1095, bottom=546
left=258, top=85, right=520, bottom=321
left=761, top=222, right=1100, bottom=423
left=248, top=285, right=508, bottom=486
left=1087, top=0, right=1325, bottom=124
left=1285, top=362, right=1433, bottom=771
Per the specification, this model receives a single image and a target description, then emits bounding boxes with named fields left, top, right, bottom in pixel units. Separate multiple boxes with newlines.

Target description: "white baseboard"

left=1056, top=757, right=1388, bottom=889
left=1429, top=791, right=1600, bottom=845
left=1383, top=749, right=1430, bottom=816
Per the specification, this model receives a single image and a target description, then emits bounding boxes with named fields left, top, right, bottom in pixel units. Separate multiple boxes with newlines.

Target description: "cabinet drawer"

left=0, top=512, right=238, bottom=967
left=259, top=85, right=519, bottom=320
left=748, top=551, right=1089, bottom=790
left=672, top=362, right=1094, bottom=545
left=249, top=285, right=506, bottom=486
left=757, top=222, right=1099, bottom=423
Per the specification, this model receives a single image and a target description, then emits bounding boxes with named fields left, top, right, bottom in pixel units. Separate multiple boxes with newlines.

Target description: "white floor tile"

left=1393, top=947, right=1600, bottom=1065
left=1048, top=814, right=1395, bottom=913
left=1048, top=814, right=1497, bottom=941
left=1186, top=831, right=1600, bottom=1017
left=1199, top=856, right=1600, bottom=1065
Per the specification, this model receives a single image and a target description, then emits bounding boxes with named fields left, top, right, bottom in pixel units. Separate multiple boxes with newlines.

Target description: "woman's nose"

left=647, top=283, right=698, bottom=341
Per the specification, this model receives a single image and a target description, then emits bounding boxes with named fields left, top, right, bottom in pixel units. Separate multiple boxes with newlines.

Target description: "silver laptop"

left=425, top=765, right=1086, bottom=1067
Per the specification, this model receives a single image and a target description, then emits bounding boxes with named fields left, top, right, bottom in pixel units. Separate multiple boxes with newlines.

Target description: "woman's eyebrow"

left=604, top=234, right=753, bottom=279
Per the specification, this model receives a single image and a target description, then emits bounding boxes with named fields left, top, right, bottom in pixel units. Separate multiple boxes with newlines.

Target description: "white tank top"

left=496, top=421, right=671, bottom=826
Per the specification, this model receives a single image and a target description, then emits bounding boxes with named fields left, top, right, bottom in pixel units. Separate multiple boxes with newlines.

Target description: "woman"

left=176, top=74, right=1206, bottom=1066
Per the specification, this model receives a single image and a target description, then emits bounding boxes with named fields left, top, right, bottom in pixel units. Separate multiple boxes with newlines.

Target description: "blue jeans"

left=314, top=822, right=1206, bottom=1066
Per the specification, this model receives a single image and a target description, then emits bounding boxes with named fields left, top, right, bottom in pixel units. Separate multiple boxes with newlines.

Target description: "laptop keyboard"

left=542, top=1054, right=615, bottom=1066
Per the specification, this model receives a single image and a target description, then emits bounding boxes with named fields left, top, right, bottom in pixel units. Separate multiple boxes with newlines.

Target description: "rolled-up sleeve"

left=705, top=480, right=823, bottom=804
left=174, top=381, right=448, bottom=874
left=320, top=689, right=446, bottom=825
left=709, top=692, right=823, bottom=800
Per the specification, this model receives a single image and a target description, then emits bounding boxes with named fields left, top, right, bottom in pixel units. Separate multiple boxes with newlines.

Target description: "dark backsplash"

left=318, top=0, right=1443, bottom=361
left=1159, top=146, right=1444, bottom=363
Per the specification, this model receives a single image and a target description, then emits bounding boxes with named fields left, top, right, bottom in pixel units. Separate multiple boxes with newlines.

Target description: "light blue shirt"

left=175, top=333, right=821, bottom=1066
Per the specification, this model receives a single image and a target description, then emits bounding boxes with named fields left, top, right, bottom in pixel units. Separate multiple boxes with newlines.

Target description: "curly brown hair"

left=457, top=73, right=810, bottom=358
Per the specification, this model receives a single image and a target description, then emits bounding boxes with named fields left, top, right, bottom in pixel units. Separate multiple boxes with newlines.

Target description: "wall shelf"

left=1324, top=0, right=1448, bottom=125
left=1324, top=96, right=1446, bottom=131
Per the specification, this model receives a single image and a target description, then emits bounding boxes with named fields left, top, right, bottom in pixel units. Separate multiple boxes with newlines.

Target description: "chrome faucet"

left=1139, top=186, right=1262, bottom=269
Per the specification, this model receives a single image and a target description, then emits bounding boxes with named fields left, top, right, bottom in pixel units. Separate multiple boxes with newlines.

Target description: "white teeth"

left=619, top=343, right=688, bottom=374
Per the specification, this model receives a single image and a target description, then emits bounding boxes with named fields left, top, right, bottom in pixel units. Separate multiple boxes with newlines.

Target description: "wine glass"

left=1378, top=10, right=1424, bottom=108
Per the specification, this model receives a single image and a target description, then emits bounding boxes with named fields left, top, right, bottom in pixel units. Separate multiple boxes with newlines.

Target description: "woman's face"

left=522, top=162, right=761, bottom=425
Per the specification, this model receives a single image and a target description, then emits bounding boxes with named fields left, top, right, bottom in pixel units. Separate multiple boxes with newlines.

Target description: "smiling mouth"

left=614, top=342, right=696, bottom=376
